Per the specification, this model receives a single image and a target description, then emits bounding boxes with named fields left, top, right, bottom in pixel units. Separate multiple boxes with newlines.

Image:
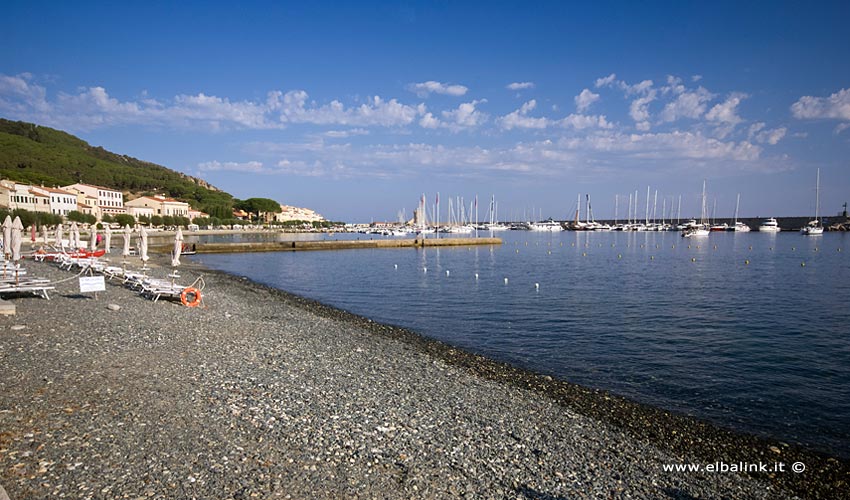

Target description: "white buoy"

left=394, top=264, right=398, bottom=269
left=534, top=283, right=539, bottom=290
left=446, top=270, right=450, bottom=276
left=474, top=273, right=479, bottom=280
left=423, top=267, right=427, bottom=273
left=504, top=277, right=508, bottom=284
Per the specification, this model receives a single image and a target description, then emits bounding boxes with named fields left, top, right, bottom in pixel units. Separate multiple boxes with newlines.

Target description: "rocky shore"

left=1, top=257, right=847, bottom=499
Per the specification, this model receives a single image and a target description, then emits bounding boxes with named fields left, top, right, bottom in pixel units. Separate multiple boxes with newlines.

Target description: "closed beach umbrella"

left=30, top=224, right=36, bottom=243
left=11, top=217, right=23, bottom=263
left=74, top=225, right=82, bottom=250
left=2, top=215, right=12, bottom=259
left=122, top=224, right=131, bottom=258
left=139, top=225, right=149, bottom=264
left=172, top=227, right=183, bottom=267
left=41, top=225, right=49, bottom=245
left=89, top=226, right=97, bottom=252
left=104, top=225, right=112, bottom=253
left=69, top=222, right=79, bottom=250
left=55, top=224, right=64, bottom=251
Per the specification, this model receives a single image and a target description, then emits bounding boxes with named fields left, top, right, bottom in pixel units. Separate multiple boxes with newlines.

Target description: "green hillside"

left=0, top=118, right=233, bottom=217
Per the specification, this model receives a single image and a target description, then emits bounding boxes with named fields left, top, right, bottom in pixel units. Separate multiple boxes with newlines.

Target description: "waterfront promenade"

left=0, top=257, right=846, bottom=499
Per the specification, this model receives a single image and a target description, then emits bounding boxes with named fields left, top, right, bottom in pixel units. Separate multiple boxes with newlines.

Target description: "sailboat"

left=801, top=168, right=824, bottom=235
left=733, top=193, right=751, bottom=232
left=682, top=180, right=710, bottom=237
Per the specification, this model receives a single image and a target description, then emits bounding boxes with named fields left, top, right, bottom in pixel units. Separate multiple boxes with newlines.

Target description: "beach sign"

left=79, top=276, right=106, bottom=293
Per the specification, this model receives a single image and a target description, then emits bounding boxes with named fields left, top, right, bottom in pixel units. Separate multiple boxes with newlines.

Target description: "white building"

left=31, top=186, right=78, bottom=217
left=125, top=195, right=191, bottom=218
left=0, top=181, right=51, bottom=213
left=272, top=204, right=326, bottom=223
left=62, top=183, right=126, bottom=217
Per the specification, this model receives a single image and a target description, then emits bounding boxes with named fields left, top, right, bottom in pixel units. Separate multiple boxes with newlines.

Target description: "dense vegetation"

left=0, top=118, right=234, bottom=216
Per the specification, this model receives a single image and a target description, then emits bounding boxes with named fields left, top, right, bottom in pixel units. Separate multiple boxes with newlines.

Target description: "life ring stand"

left=180, top=287, right=202, bottom=307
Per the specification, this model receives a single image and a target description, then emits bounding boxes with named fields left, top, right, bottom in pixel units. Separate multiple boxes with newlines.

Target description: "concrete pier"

left=151, top=237, right=502, bottom=254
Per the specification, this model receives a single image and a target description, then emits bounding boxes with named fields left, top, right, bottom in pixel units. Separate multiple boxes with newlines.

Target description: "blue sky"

left=2, top=1, right=849, bottom=222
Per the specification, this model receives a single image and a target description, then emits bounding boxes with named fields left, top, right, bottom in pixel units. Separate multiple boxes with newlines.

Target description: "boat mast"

left=816, top=168, right=821, bottom=223
left=614, top=194, right=619, bottom=225
left=645, top=186, right=650, bottom=226
left=734, top=193, right=741, bottom=224
left=700, top=180, right=707, bottom=225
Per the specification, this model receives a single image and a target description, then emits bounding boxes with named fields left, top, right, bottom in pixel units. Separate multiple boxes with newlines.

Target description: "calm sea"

left=190, top=230, right=850, bottom=457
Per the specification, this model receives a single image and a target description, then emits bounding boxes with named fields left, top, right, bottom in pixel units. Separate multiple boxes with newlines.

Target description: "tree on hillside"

left=234, top=198, right=281, bottom=222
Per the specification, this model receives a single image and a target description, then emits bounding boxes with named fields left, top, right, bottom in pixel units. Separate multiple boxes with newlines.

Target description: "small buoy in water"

left=535, top=283, right=539, bottom=290
left=769, top=247, right=772, bottom=251
left=672, top=245, right=675, bottom=249
left=815, top=247, right=819, bottom=252
left=656, top=244, right=659, bottom=249
left=611, top=243, right=615, bottom=247
left=640, top=244, right=644, bottom=248
left=571, top=243, right=575, bottom=247
left=745, top=260, right=749, bottom=264
left=547, top=250, right=551, bottom=255
left=792, top=247, right=796, bottom=251
left=394, top=264, right=398, bottom=269
left=516, top=249, right=519, bottom=253
left=713, top=245, right=717, bottom=250
left=687, top=245, right=691, bottom=249
left=838, top=248, right=842, bottom=252
left=801, top=262, right=806, bottom=267
left=560, top=242, right=563, bottom=246
left=749, top=246, right=753, bottom=250
left=618, top=254, right=622, bottom=259
left=475, top=273, right=479, bottom=280
left=691, top=258, right=696, bottom=262
left=504, top=277, right=509, bottom=284
left=650, top=256, right=654, bottom=260
left=446, top=270, right=450, bottom=276
left=525, top=242, right=528, bottom=246
left=582, top=252, right=587, bottom=256
left=423, top=267, right=427, bottom=273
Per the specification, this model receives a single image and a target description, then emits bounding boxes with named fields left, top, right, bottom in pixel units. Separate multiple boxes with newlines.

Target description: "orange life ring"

left=180, top=287, right=202, bottom=307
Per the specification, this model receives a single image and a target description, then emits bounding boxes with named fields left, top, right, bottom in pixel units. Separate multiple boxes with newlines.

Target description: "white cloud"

left=659, top=87, right=712, bottom=122
left=323, top=128, right=369, bottom=138
left=574, top=89, right=600, bottom=112
left=441, top=99, right=488, bottom=131
left=197, top=160, right=265, bottom=173
left=706, top=93, right=746, bottom=124
left=498, top=100, right=551, bottom=130
left=791, top=88, right=850, bottom=121
left=407, top=81, right=468, bottom=97
left=692, top=75, right=703, bottom=82
left=506, top=82, right=535, bottom=90
left=419, top=112, right=440, bottom=129
left=560, top=114, right=613, bottom=130
left=835, top=123, right=850, bottom=135
left=629, top=92, right=657, bottom=124
left=595, top=73, right=617, bottom=88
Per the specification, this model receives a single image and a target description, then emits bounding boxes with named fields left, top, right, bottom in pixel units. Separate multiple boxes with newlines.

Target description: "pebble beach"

left=1, top=256, right=847, bottom=499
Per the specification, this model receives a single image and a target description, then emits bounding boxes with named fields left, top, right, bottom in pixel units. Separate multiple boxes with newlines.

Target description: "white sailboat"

left=801, top=168, right=824, bottom=235
left=733, top=193, right=751, bottom=232
left=682, top=180, right=710, bottom=237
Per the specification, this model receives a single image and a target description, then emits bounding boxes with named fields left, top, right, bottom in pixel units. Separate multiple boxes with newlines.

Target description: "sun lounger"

left=0, top=283, right=55, bottom=300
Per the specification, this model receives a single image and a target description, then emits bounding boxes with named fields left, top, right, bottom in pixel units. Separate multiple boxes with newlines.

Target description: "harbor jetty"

left=150, top=237, right=502, bottom=254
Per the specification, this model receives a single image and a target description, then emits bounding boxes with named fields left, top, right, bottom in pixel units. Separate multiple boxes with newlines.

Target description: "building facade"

left=125, top=195, right=191, bottom=218
left=62, top=183, right=126, bottom=217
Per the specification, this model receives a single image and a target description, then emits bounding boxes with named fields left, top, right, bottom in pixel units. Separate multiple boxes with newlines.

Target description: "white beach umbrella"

left=122, top=224, right=131, bottom=258
left=139, top=225, right=149, bottom=264
left=41, top=225, right=49, bottom=245
left=89, top=225, right=98, bottom=252
left=104, top=225, right=112, bottom=253
left=74, top=225, right=82, bottom=250
left=55, top=224, right=64, bottom=251
left=69, top=222, right=79, bottom=250
left=2, top=215, right=12, bottom=259
left=171, top=227, right=183, bottom=267
left=11, top=216, right=23, bottom=263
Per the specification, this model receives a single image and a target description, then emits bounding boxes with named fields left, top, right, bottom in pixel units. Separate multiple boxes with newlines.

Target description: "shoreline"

left=0, top=256, right=847, bottom=498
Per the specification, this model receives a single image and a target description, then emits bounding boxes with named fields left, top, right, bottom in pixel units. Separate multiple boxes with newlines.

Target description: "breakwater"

left=151, top=237, right=502, bottom=254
